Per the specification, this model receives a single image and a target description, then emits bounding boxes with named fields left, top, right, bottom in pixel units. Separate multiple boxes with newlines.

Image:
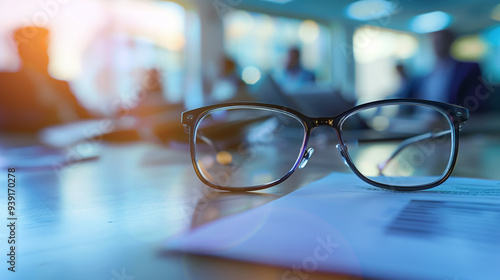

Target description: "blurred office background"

left=3, top=2, right=500, bottom=279
left=1, top=0, right=500, bottom=137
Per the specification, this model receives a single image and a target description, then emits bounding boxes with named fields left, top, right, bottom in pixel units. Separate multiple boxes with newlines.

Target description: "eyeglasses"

left=181, top=99, right=469, bottom=191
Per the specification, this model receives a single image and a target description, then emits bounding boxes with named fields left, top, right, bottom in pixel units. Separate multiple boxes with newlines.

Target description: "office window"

left=0, top=0, right=186, bottom=113
left=479, top=26, right=500, bottom=83
left=354, top=25, right=418, bottom=102
left=70, top=1, right=187, bottom=112
left=223, top=10, right=332, bottom=85
left=451, top=35, right=488, bottom=62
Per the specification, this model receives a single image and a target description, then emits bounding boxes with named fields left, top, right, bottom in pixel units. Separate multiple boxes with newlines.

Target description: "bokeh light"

left=410, top=11, right=452, bottom=33
left=346, top=0, right=396, bottom=21
left=451, top=35, right=488, bottom=61
left=241, top=66, right=261, bottom=85
left=298, top=20, right=319, bottom=44
left=491, top=4, right=500, bottom=21
left=354, top=25, right=417, bottom=64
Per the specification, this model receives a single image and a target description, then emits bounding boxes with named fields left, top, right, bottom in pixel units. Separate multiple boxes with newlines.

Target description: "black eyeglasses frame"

left=181, top=98, right=469, bottom=192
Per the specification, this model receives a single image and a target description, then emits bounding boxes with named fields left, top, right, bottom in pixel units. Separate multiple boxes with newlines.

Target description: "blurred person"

left=393, top=62, right=412, bottom=98
left=207, top=55, right=250, bottom=103
left=399, top=29, right=487, bottom=112
left=0, top=26, right=92, bottom=132
left=121, top=67, right=186, bottom=143
left=275, top=47, right=315, bottom=91
left=121, top=67, right=184, bottom=118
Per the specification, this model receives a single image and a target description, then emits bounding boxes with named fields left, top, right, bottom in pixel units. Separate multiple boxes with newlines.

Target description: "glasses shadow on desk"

left=163, top=190, right=363, bottom=280
left=188, top=191, right=280, bottom=230
left=178, top=254, right=362, bottom=280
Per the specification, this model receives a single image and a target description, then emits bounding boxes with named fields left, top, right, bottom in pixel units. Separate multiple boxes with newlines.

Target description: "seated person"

left=0, top=26, right=92, bottom=132
left=274, top=47, right=315, bottom=91
left=397, top=29, right=488, bottom=113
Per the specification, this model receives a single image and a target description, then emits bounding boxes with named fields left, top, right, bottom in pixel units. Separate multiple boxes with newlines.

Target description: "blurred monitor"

left=247, top=75, right=355, bottom=117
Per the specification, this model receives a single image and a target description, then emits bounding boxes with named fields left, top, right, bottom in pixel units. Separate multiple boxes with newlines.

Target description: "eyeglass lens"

left=194, top=107, right=306, bottom=188
left=341, top=104, right=453, bottom=187
left=193, top=104, right=454, bottom=189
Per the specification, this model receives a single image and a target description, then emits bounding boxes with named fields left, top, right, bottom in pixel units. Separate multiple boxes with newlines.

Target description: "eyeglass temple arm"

left=376, top=130, right=452, bottom=174
left=183, top=121, right=221, bottom=153
left=184, top=115, right=278, bottom=155
left=196, top=132, right=221, bottom=153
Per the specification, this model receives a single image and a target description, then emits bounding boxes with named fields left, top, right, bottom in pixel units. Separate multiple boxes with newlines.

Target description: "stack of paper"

left=166, top=173, right=500, bottom=280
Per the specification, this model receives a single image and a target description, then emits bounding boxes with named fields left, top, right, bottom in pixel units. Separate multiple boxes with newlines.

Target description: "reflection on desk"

left=0, top=132, right=499, bottom=280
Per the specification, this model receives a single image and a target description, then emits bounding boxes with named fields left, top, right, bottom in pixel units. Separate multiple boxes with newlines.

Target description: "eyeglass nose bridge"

left=312, top=118, right=336, bottom=128
left=298, top=148, right=315, bottom=169
left=336, top=144, right=350, bottom=168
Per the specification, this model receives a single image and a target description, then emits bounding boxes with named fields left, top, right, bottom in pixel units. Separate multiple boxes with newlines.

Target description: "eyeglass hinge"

left=459, top=123, right=465, bottom=132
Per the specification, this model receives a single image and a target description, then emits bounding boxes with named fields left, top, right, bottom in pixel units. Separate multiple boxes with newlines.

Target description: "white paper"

left=165, top=173, right=500, bottom=280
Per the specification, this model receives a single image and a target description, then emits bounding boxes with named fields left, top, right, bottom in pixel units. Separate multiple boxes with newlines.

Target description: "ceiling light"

left=491, top=4, right=500, bottom=21
left=260, top=0, right=293, bottom=4
left=410, top=11, right=452, bottom=33
left=346, top=0, right=395, bottom=21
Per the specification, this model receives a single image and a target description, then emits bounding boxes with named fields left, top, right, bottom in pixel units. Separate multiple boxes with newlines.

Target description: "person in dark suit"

left=398, top=29, right=487, bottom=113
left=0, top=26, right=92, bottom=132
